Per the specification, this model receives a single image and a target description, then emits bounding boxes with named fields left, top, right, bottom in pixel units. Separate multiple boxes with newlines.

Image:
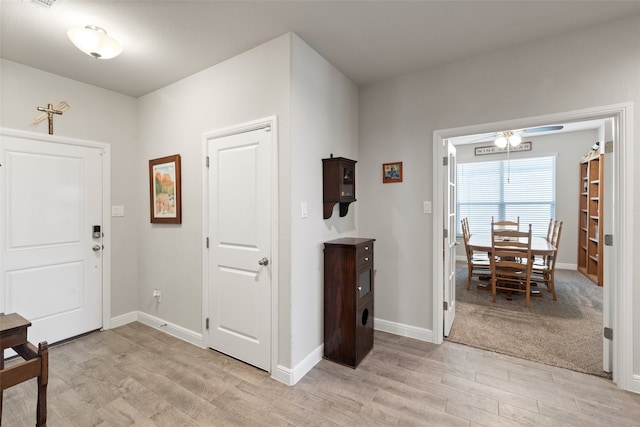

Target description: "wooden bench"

left=0, top=313, right=48, bottom=426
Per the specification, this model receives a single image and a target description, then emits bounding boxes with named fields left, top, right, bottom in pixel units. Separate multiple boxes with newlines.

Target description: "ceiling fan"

left=496, top=125, right=564, bottom=147
left=466, top=125, right=564, bottom=146
left=484, top=125, right=563, bottom=183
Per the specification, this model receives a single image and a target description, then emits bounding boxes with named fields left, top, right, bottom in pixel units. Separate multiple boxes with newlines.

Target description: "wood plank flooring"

left=2, top=322, right=639, bottom=426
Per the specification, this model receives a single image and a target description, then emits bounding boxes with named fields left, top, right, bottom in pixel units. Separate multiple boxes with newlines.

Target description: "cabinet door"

left=340, top=162, right=355, bottom=199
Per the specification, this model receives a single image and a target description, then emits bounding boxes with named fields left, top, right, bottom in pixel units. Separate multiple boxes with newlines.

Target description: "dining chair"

left=545, top=218, right=555, bottom=241
left=532, top=218, right=556, bottom=266
left=490, top=223, right=534, bottom=307
left=491, top=216, right=520, bottom=230
left=461, top=218, right=490, bottom=290
left=532, top=220, right=563, bottom=300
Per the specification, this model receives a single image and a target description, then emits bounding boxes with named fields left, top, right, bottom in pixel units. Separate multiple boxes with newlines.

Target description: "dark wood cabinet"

left=323, top=237, right=374, bottom=368
left=322, top=156, right=356, bottom=219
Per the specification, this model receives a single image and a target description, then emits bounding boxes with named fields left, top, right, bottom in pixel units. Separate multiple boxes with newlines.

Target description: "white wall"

left=0, top=59, right=140, bottom=319
left=1, top=32, right=360, bottom=379
left=136, top=33, right=360, bottom=375
left=455, top=129, right=599, bottom=266
left=359, top=14, right=639, bottom=376
left=136, top=34, right=292, bottom=359
left=289, top=35, right=359, bottom=367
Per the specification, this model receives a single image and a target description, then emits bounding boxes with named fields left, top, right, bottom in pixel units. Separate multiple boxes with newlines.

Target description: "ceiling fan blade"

left=460, top=133, right=498, bottom=144
left=522, top=125, right=564, bottom=134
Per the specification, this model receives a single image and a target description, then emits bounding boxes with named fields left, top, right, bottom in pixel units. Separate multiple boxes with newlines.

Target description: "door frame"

left=443, top=141, right=457, bottom=336
left=431, top=103, right=635, bottom=392
left=201, top=116, right=279, bottom=374
left=0, top=127, right=112, bottom=331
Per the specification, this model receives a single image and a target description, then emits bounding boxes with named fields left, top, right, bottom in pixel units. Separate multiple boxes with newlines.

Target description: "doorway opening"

left=432, top=104, right=634, bottom=391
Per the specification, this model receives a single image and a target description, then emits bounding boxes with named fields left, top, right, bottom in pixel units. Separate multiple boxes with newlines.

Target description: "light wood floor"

left=3, top=322, right=639, bottom=426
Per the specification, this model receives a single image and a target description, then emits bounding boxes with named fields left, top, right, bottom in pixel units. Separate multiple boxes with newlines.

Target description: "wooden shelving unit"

left=577, top=154, right=604, bottom=286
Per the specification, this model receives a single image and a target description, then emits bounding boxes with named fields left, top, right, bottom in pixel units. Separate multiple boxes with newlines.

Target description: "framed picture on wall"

left=149, top=154, right=182, bottom=224
left=382, top=161, right=403, bottom=183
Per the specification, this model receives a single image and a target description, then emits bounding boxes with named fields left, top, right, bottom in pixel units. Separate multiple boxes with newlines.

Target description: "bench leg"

left=36, top=342, right=48, bottom=427
left=1, top=354, right=4, bottom=423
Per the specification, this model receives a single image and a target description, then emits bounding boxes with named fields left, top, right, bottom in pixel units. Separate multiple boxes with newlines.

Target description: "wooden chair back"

left=551, top=220, right=563, bottom=249
left=491, top=216, right=520, bottom=230
left=548, top=220, right=563, bottom=269
left=461, top=217, right=470, bottom=241
left=532, top=220, right=562, bottom=301
left=490, top=223, right=533, bottom=307
left=545, top=218, right=555, bottom=241
left=460, top=217, right=490, bottom=290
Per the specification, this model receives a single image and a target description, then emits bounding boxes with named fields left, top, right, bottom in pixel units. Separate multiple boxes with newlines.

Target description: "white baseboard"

left=109, top=311, right=204, bottom=348
left=272, top=344, right=323, bottom=386
left=374, top=317, right=434, bottom=343
left=137, top=312, right=205, bottom=348
left=111, top=311, right=318, bottom=386
left=631, top=374, right=640, bottom=394
left=109, top=312, right=137, bottom=328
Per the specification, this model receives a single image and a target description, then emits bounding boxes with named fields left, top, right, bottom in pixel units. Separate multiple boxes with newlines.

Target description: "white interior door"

left=206, top=126, right=271, bottom=371
left=603, top=138, right=613, bottom=372
left=1, top=132, right=103, bottom=347
left=443, top=140, right=457, bottom=336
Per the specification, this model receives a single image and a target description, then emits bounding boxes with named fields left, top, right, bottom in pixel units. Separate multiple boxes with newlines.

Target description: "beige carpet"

left=447, top=263, right=610, bottom=377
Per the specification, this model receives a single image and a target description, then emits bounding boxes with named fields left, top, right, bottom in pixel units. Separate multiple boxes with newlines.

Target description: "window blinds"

left=457, top=155, right=556, bottom=237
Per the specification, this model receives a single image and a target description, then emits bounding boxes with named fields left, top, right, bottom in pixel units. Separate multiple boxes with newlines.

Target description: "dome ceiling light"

left=67, top=25, right=123, bottom=59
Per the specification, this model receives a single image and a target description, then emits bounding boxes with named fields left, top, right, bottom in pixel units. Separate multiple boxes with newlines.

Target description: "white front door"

left=206, top=125, right=272, bottom=371
left=443, top=140, right=457, bottom=336
left=1, top=132, right=103, bottom=346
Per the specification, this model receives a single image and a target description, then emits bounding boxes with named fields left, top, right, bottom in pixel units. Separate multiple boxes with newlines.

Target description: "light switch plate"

left=301, top=202, right=308, bottom=219
left=112, top=205, right=125, bottom=217
left=423, top=201, right=432, bottom=214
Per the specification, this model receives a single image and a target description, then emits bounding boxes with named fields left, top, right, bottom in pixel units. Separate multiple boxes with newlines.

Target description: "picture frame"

left=382, top=162, right=403, bottom=183
left=474, top=141, right=532, bottom=156
left=149, top=154, right=182, bottom=224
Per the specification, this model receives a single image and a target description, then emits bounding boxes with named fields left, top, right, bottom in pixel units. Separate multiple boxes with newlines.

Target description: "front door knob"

left=92, top=245, right=101, bottom=252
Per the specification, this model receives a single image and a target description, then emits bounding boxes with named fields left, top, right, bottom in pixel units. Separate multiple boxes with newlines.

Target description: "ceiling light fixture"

left=494, top=130, right=523, bottom=184
left=67, top=25, right=123, bottom=59
left=494, top=130, right=522, bottom=148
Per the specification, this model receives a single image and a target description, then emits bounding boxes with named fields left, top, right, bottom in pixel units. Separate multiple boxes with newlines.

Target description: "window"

left=457, top=155, right=556, bottom=237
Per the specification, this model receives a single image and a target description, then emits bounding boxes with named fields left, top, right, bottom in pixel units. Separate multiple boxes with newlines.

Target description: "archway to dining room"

left=431, top=104, right=633, bottom=388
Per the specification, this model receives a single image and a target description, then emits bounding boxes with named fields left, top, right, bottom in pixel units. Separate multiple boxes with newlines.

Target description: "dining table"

left=467, top=234, right=556, bottom=256
left=466, top=234, right=556, bottom=294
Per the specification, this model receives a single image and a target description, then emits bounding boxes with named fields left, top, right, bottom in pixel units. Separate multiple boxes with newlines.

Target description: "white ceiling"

left=2, top=0, right=640, bottom=98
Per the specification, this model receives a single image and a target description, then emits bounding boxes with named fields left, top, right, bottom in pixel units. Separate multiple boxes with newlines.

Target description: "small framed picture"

left=149, top=154, right=182, bottom=224
left=382, top=162, right=403, bottom=183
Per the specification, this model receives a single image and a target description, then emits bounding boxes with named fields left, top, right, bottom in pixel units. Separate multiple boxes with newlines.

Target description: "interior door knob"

left=258, top=257, right=269, bottom=266
left=92, top=245, right=101, bottom=251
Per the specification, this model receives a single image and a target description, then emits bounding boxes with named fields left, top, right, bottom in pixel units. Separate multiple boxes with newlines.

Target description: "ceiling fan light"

left=508, top=133, right=522, bottom=147
left=68, top=25, right=122, bottom=59
left=494, top=136, right=508, bottom=148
